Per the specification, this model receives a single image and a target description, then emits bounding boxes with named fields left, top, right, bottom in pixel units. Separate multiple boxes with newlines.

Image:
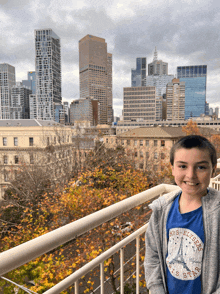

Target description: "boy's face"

left=172, top=148, right=216, bottom=199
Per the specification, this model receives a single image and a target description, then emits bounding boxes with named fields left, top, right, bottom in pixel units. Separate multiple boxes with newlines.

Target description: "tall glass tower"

left=35, top=29, right=61, bottom=120
left=131, top=57, right=147, bottom=87
left=177, top=65, right=207, bottom=119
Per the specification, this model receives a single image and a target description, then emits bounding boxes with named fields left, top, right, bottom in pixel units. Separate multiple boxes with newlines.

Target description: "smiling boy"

left=144, top=135, right=220, bottom=294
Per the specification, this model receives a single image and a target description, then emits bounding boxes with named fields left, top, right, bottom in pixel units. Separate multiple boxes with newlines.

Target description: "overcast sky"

left=1, top=0, right=220, bottom=116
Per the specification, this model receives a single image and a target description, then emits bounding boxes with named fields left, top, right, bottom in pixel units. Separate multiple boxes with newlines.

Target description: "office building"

left=54, top=103, right=64, bottom=123
left=177, top=65, right=207, bottom=119
left=123, top=86, right=156, bottom=121
left=70, top=97, right=100, bottom=126
left=22, top=71, right=36, bottom=94
left=79, top=35, right=113, bottom=125
left=63, top=101, right=70, bottom=124
left=131, top=57, right=147, bottom=87
left=35, top=29, right=62, bottom=120
left=148, top=47, right=168, bottom=76
left=11, top=82, right=32, bottom=119
left=166, top=78, right=185, bottom=121
left=145, top=74, right=174, bottom=120
left=205, top=102, right=209, bottom=116
left=0, top=63, right=16, bottom=119
left=215, top=107, right=219, bottom=118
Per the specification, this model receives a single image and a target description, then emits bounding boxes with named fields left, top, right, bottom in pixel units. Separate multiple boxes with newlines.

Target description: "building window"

left=54, top=137, right=56, bottom=144
left=47, top=137, right=50, bottom=146
left=127, top=140, right=130, bottom=145
left=154, top=140, right=157, bottom=147
left=161, top=153, right=165, bottom=159
left=106, top=138, right=108, bottom=143
left=4, top=172, right=9, bottom=182
left=140, top=140, right=143, bottom=146
left=3, top=137, right=7, bottom=146
left=154, top=152, right=158, bottom=159
left=134, top=140, right=137, bottom=146
left=14, top=137, right=18, bottom=146
left=121, top=140, right=124, bottom=145
left=145, top=140, right=149, bottom=146
left=161, top=140, right=165, bottom=147
left=140, top=151, right=144, bottom=158
left=3, top=155, right=8, bottom=164
left=14, top=156, right=19, bottom=164
left=139, top=163, right=144, bottom=169
left=30, top=154, right=34, bottom=164
left=135, top=151, right=138, bottom=157
left=29, top=137, right=34, bottom=146
left=146, top=152, right=149, bottom=159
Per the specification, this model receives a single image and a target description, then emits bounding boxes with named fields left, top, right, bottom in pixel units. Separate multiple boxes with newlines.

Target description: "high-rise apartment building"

left=0, top=63, right=16, bottom=119
left=79, top=35, right=113, bottom=125
left=11, top=82, right=32, bottom=119
left=166, top=78, right=185, bottom=121
left=177, top=65, right=207, bottom=119
left=123, top=86, right=156, bottom=121
left=148, top=47, right=168, bottom=76
left=131, top=58, right=147, bottom=87
left=35, top=29, right=61, bottom=120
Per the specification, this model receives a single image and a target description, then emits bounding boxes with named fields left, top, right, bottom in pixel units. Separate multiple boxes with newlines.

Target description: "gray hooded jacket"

left=144, top=187, right=220, bottom=294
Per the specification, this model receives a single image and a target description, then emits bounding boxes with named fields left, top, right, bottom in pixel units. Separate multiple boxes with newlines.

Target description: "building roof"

left=0, top=119, right=60, bottom=127
left=118, top=126, right=220, bottom=138
left=118, top=126, right=185, bottom=138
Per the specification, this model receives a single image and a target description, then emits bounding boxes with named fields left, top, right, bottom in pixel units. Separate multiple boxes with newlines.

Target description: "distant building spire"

left=153, top=46, right=158, bottom=61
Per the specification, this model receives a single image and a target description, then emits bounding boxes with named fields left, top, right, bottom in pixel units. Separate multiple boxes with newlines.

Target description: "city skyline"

left=1, top=0, right=220, bottom=117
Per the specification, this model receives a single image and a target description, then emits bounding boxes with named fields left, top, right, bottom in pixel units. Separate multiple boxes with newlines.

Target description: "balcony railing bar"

left=136, top=236, right=140, bottom=294
left=0, top=184, right=178, bottom=278
left=100, top=262, right=104, bottom=294
left=120, top=248, right=124, bottom=294
left=0, top=276, right=37, bottom=294
left=74, top=280, right=79, bottom=294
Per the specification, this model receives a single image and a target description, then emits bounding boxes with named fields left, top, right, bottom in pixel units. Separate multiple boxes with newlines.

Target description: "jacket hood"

left=148, top=187, right=220, bottom=212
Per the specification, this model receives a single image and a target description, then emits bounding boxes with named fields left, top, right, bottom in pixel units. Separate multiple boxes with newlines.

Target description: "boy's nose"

left=186, top=167, right=197, bottom=179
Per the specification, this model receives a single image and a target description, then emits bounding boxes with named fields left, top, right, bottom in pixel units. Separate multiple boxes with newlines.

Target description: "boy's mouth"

left=184, top=182, right=199, bottom=186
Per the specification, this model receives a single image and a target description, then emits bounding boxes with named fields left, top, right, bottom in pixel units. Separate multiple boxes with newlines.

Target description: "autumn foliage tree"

left=182, top=120, right=201, bottom=136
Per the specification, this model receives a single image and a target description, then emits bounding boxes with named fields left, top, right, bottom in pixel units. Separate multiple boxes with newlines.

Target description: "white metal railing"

left=209, top=173, right=220, bottom=190
left=0, top=184, right=180, bottom=293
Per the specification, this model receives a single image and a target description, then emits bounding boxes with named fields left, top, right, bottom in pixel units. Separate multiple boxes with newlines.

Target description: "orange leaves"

left=182, top=120, right=201, bottom=136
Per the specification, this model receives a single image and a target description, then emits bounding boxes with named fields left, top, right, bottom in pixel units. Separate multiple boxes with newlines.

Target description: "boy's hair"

left=170, top=135, right=217, bottom=167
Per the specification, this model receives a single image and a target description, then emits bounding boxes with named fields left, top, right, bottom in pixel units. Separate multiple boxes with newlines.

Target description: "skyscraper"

left=131, top=57, right=147, bottom=87
left=166, top=78, right=185, bottom=120
left=177, top=65, right=207, bottom=119
left=0, top=63, right=16, bottom=119
left=79, top=35, right=113, bottom=125
left=35, top=29, right=61, bottom=120
left=11, top=82, right=32, bottom=119
left=22, top=71, right=36, bottom=95
left=148, top=47, right=168, bottom=76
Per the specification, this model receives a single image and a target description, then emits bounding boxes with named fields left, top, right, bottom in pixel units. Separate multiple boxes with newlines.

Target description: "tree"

left=182, top=120, right=201, bottom=136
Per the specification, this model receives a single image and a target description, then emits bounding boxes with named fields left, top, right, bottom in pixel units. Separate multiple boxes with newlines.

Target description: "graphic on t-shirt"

left=166, top=228, right=204, bottom=280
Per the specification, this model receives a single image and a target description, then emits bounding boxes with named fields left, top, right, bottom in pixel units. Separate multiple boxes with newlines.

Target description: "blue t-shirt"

left=166, top=194, right=204, bottom=294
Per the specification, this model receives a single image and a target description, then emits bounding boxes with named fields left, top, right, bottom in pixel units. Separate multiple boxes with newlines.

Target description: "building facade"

left=79, top=35, right=113, bottom=125
left=22, top=71, right=36, bottom=95
left=0, top=63, right=16, bottom=119
left=123, top=86, right=156, bottom=122
left=166, top=78, right=185, bottom=121
left=11, top=83, right=32, bottom=119
left=35, top=29, right=62, bottom=120
left=131, top=57, right=147, bottom=87
left=177, top=65, right=207, bottom=119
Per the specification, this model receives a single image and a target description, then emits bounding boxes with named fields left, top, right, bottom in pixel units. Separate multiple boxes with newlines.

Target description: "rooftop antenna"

left=153, top=46, right=158, bottom=61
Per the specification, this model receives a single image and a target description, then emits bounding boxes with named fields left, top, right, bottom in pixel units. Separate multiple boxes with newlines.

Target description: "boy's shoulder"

left=202, top=187, right=220, bottom=212
left=149, top=188, right=181, bottom=211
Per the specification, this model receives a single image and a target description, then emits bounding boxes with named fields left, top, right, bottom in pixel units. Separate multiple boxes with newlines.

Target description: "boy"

left=144, top=135, right=220, bottom=294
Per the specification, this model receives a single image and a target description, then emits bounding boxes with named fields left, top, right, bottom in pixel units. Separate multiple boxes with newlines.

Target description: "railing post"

left=136, top=236, right=140, bottom=294
left=120, top=248, right=124, bottom=294
left=100, top=262, right=104, bottom=294
left=74, top=280, right=79, bottom=294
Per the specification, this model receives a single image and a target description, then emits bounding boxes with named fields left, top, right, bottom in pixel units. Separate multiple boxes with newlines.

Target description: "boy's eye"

left=197, top=166, right=207, bottom=170
left=178, top=165, right=186, bottom=169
